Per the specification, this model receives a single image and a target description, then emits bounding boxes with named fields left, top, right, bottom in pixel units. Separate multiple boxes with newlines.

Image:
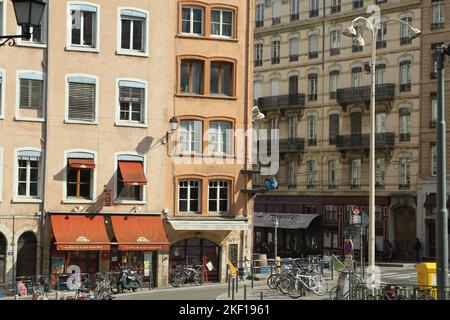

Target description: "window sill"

left=15, top=117, right=45, bottom=123
left=115, top=122, right=148, bottom=128
left=177, top=34, right=239, bottom=43
left=64, top=120, right=99, bottom=125
left=175, top=93, right=238, bottom=101
left=116, top=50, right=149, bottom=58
left=114, top=200, right=146, bottom=205
left=62, top=199, right=96, bottom=204
left=12, top=198, right=42, bottom=204
left=65, top=46, right=100, bottom=53
left=16, top=42, right=47, bottom=49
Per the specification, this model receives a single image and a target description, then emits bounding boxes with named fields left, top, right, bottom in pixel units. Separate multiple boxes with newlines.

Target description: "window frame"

left=116, top=7, right=150, bottom=57
left=208, top=180, right=230, bottom=213
left=307, top=160, right=316, bottom=188
left=350, top=158, right=361, bottom=188
left=328, top=159, right=337, bottom=188
left=63, top=150, right=97, bottom=203
left=179, top=119, right=203, bottom=155
left=178, top=179, right=201, bottom=213
left=399, top=60, right=412, bottom=92
left=15, top=71, right=45, bottom=122
left=65, top=74, right=99, bottom=125
left=13, top=148, right=43, bottom=203
left=115, top=78, right=148, bottom=127
left=66, top=1, right=100, bottom=52
left=210, top=8, right=234, bottom=38
left=210, top=61, right=234, bottom=97
left=0, top=0, right=6, bottom=38
left=0, top=69, right=5, bottom=120
left=181, top=5, right=205, bottom=36
left=207, top=121, right=233, bottom=156
left=430, top=143, right=437, bottom=177
left=114, top=153, right=147, bottom=204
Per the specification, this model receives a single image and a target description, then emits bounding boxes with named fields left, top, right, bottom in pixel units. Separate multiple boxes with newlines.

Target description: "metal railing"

left=336, top=133, right=395, bottom=150
left=336, top=83, right=396, bottom=106
left=257, top=93, right=305, bottom=111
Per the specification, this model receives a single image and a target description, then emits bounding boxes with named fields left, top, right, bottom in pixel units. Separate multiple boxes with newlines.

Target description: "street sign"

left=350, top=206, right=362, bottom=224
left=17, top=281, right=27, bottom=297
left=344, top=239, right=354, bottom=255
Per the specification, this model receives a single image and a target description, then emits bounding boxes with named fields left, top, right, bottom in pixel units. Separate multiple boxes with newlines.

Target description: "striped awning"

left=67, top=152, right=94, bottom=160
left=70, top=4, right=97, bottom=12
left=68, top=76, right=96, bottom=85
left=17, top=150, right=42, bottom=161
left=118, top=80, right=145, bottom=89
left=117, top=154, right=144, bottom=162
left=18, top=72, right=44, bottom=81
left=120, top=9, right=146, bottom=19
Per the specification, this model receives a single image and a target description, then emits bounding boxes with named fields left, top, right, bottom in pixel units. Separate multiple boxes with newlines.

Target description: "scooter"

left=117, top=267, right=142, bottom=293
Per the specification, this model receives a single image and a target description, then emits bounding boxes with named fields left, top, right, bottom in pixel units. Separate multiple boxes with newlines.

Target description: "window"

left=288, top=116, right=297, bottom=140
left=69, top=4, right=98, bottom=49
left=208, top=121, right=232, bottom=155
left=330, top=30, right=340, bottom=56
left=376, top=63, right=386, bottom=85
left=351, top=67, right=362, bottom=88
left=16, top=150, right=41, bottom=199
left=353, top=0, right=363, bottom=9
left=307, top=160, right=316, bottom=188
left=308, top=114, right=317, bottom=145
left=324, top=205, right=337, bottom=221
left=116, top=155, right=146, bottom=202
left=66, top=153, right=95, bottom=200
left=180, top=60, right=204, bottom=94
left=289, top=75, right=298, bottom=96
left=287, top=161, right=296, bottom=187
left=179, top=180, right=200, bottom=212
left=431, top=93, right=437, bottom=128
left=399, top=107, right=411, bottom=141
left=208, top=180, right=229, bottom=212
left=254, top=80, right=262, bottom=100
left=329, top=70, right=339, bottom=99
left=400, top=61, right=411, bottom=92
left=399, top=157, right=410, bottom=189
left=211, top=9, right=233, bottom=37
left=331, top=0, right=341, bottom=14
left=400, top=16, right=412, bottom=45
left=210, top=62, right=233, bottom=96
left=310, top=0, right=319, bottom=17
left=376, top=111, right=385, bottom=134
left=329, top=113, right=339, bottom=144
left=376, top=158, right=385, bottom=188
left=289, top=38, right=299, bottom=61
left=0, top=0, right=4, bottom=36
left=308, top=34, right=318, bottom=59
left=272, top=0, right=280, bottom=25
left=67, top=76, right=97, bottom=123
left=255, top=4, right=264, bottom=27
left=352, top=26, right=363, bottom=52
left=0, top=71, right=3, bottom=118
left=271, top=40, right=280, bottom=64
left=432, top=0, right=444, bottom=29
left=179, top=120, right=202, bottom=154
left=328, top=160, right=337, bottom=189
left=308, top=73, right=318, bottom=101
left=271, top=78, right=279, bottom=96
left=118, top=80, right=146, bottom=125
left=18, top=72, right=44, bottom=119
left=270, top=117, right=279, bottom=139
left=351, top=158, right=361, bottom=188
left=255, top=43, right=263, bottom=67
left=119, top=9, right=147, bottom=53
left=376, top=22, right=387, bottom=49
left=182, top=6, right=203, bottom=35
left=290, top=0, right=299, bottom=21
left=431, top=43, right=443, bottom=79
left=431, top=144, right=437, bottom=176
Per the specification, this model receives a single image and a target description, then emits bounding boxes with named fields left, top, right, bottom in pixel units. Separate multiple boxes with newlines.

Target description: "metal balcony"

left=257, top=93, right=305, bottom=112
left=336, top=133, right=395, bottom=151
left=258, top=138, right=305, bottom=154
left=336, top=84, right=396, bottom=109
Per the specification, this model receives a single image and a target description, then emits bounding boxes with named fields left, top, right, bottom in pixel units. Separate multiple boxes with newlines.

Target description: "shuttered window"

left=119, top=86, right=145, bottom=123
left=68, top=81, right=96, bottom=122
left=329, top=114, right=339, bottom=145
left=19, top=79, right=43, bottom=110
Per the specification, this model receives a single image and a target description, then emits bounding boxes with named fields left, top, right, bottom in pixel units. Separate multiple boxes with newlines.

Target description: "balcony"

left=310, top=9, right=319, bottom=18
left=309, top=51, right=318, bottom=59
left=307, top=183, right=317, bottom=189
left=272, top=17, right=281, bottom=25
left=290, top=13, right=299, bottom=21
left=376, top=40, right=386, bottom=49
left=308, top=138, right=317, bottom=146
left=399, top=133, right=411, bottom=142
left=271, top=57, right=280, bottom=64
left=254, top=60, right=262, bottom=67
left=289, top=54, right=299, bottom=62
left=352, top=45, right=363, bottom=52
left=329, top=91, right=337, bottom=100
left=279, top=138, right=305, bottom=153
left=255, top=20, right=264, bottom=28
left=257, top=94, right=306, bottom=112
left=400, top=83, right=411, bottom=92
left=330, top=5, right=341, bottom=14
left=330, top=48, right=340, bottom=56
left=376, top=182, right=385, bottom=189
left=431, top=22, right=444, bottom=30
left=400, top=37, right=412, bottom=45
left=336, top=84, right=396, bottom=110
left=328, top=184, right=338, bottom=190
left=336, top=133, right=395, bottom=151
left=353, top=0, right=363, bottom=9
left=351, top=183, right=361, bottom=190
left=399, top=183, right=411, bottom=190
left=308, top=93, right=318, bottom=101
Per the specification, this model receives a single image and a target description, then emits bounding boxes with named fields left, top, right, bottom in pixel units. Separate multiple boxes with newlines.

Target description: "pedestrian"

left=415, top=238, right=422, bottom=262
left=384, top=240, right=393, bottom=262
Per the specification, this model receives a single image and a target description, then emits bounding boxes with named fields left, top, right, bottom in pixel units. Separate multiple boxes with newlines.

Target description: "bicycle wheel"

left=288, top=279, right=306, bottom=299
left=267, top=274, right=278, bottom=289
left=174, top=272, right=185, bottom=287
left=194, top=273, right=202, bottom=286
left=276, top=276, right=290, bottom=295
left=311, top=276, right=328, bottom=296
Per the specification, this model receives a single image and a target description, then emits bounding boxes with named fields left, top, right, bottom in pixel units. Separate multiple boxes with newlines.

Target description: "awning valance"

left=168, top=218, right=248, bottom=231
left=111, top=216, right=170, bottom=251
left=118, top=161, right=147, bottom=186
left=51, top=215, right=110, bottom=251
left=253, top=212, right=320, bottom=229
left=68, top=159, right=95, bottom=169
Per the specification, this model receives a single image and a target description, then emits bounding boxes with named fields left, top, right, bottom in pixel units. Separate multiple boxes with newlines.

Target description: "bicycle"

left=31, top=277, right=48, bottom=301
left=172, top=265, right=203, bottom=287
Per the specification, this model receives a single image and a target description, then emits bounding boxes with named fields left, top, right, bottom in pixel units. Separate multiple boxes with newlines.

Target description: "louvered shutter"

left=68, top=82, right=96, bottom=122
left=20, top=79, right=43, bottom=110
left=329, top=114, right=339, bottom=143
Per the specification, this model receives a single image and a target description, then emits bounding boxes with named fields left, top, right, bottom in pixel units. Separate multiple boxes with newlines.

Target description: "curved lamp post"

left=343, top=17, right=421, bottom=281
left=0, top=0, right=46, bottom=47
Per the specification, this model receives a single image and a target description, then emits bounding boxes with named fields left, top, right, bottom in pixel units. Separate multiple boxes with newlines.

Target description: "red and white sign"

left=352, top=207, right=360, bottom=215
left=17, top=281, right=27, bottom=297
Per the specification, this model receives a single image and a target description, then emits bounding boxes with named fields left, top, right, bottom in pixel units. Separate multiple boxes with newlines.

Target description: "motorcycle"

left=111, top=267, right=142, bottom=293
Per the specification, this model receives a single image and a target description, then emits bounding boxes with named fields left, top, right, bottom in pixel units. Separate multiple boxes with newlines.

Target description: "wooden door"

left=394, top=207, right=416, bottom=261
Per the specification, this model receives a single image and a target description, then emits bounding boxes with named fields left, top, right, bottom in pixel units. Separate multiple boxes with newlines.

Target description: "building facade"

left=253, top=0, right=421, bottom=261
left=0, top=0, right=253, bottom=290
left=417, top=0, right=450, bottom=260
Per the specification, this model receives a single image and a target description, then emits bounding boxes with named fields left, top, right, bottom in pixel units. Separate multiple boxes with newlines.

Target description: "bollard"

left=231, top=278, right=235, bottom=300
left=227, top=274, right=231, bottom=298
left=244, top=285, right=247, bottom=300
left=56, top=291, right=61, bottom=300
left=260, top=291, right=263, bottom=300
left=236, top=274, right=239, bottom=293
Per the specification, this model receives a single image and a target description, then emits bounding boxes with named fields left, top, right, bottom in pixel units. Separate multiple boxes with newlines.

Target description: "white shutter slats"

left=68, top=82, right=95, bottom=122
left=19, top=79, right=43, bottom=110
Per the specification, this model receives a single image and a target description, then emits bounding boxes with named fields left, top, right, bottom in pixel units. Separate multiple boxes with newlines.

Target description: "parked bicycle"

left=171, top=265, right=203, bottom=287
left=31, top=277, right=48, bottom=300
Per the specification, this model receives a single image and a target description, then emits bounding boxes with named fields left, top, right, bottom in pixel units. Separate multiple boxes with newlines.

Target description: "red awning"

left=68, top=159, right=96, bottom=169
left=118, top=161, right=147, bottom=186
left=111, top=216, right=170, bottom=251
left=51, top=215, right=110, bottom=251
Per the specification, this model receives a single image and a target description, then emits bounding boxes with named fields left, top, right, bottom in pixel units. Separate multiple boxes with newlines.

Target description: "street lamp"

left=343, top=17, right=421, bottom=279
left=252, top=106, right=266, bottom=121
left=273, top=216, right=279, bottom=272
left=0, top=0, right=46, bottom=47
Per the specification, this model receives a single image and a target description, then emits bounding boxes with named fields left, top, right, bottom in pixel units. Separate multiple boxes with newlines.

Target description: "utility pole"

left=273, top=216, right=279, bottom=271
left=436, top=44, right=450, bottom=300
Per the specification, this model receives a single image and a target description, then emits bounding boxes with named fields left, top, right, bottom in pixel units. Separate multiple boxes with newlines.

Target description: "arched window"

left=399, top=105, right=411, bottom=141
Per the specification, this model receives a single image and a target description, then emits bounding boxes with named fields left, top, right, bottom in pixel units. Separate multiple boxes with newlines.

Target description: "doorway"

left=16, top=232, right=37, bottom=278
left=394, top=207, right=416, bottom=261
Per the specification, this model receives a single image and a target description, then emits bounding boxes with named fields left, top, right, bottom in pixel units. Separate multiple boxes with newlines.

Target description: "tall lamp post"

left=435, top=44, right=450, bottom=300
left=0, top=0, right=46, bottom=47
left=343, top=17, right=421, bottom=277
left=273, top=216, right=279, bottom=271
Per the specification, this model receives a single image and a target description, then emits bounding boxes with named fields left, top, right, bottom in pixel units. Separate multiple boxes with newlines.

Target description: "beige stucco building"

left=0, top=0, right=253, bottom=291
left=253, top=0, right=421, bottom=261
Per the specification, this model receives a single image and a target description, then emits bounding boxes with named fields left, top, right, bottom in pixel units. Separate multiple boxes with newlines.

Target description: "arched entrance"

left=169, top=238, right=221, bottom=283
left=16, top=232, right=37, bottom=278
left=0, top=233, right=6, bottom=283
left=394, top=207, right=416, bottom=261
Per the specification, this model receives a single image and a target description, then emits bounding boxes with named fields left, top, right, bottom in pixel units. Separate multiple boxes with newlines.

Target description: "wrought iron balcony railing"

left=432, top=22, right=445, bottom=30
left=399, top=182, right=411, bottom=190
left=254, top=60, right=262, bottom=67
left=290, top=13, right=299, bottom=21
left=376, top=40, right=387, bottom=49
left=257, top=94, right=306, bottom=111
left=289, top=54, right=299, bottom=62
left=279, top=138, right=305, bottom=153
left=272, top=17, right=281, bottom=25
left=255, top=20, right=264, bottom=28
left=330, top=5, right=341, bottom=14
left=353, top=0, right=364, bottom=9
left=336, top=84, right=396, bottom=107
left=336, top=133, right=395, bottom=150
left=399, top=133, right=411, bottom=142
left=310, top=9, right=319, bottom=18
left=309, top=51, right=318, bottom=59
left=330, top=48, right=340, bottom=56
left=271, top=57, right=280, bottom=64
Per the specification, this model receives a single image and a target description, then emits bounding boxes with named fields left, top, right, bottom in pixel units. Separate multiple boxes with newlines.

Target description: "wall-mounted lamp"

left=169, top=116, right=179, bottom=131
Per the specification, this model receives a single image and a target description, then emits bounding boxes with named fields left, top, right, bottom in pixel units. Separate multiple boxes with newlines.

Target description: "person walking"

left=415, top=238, right=422, bottom=262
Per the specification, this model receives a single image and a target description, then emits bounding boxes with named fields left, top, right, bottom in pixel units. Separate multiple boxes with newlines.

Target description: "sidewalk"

left=215, top=277, right=337, bottom=301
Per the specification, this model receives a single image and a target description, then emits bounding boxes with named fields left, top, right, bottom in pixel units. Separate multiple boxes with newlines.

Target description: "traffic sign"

left=352, top=206, right=360, bottom=215
left=17, top=281, right=27, bottom=297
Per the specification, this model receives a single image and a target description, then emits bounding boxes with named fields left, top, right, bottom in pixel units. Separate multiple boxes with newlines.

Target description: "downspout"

left=321, top=0, right=325, bottom=194
left=39, top=0, right=50, bottom=276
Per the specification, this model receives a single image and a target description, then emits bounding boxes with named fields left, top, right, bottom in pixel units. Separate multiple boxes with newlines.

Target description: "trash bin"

left=417, top=262, right=437, bottom=299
